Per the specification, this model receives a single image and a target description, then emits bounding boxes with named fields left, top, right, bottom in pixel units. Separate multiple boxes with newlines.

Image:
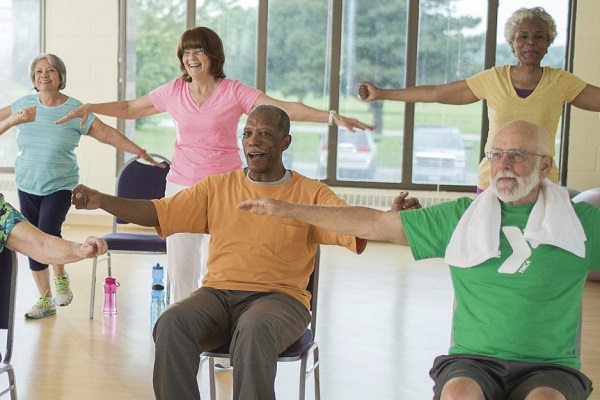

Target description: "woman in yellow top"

left=358, top=7, right=600, bottom=191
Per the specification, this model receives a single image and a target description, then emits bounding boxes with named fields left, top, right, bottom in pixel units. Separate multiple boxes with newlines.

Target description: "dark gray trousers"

left=152, top=287, right=310, bottom=400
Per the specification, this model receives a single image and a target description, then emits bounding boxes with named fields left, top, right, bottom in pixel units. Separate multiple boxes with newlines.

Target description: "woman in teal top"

left=0, top=54, right=162, bottom=319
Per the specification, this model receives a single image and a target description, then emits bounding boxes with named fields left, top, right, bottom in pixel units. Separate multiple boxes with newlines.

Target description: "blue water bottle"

left=150, top=283, right=165, bottom=327
left=151, top=263, right=165, bottom=328
left=152, top=263, right=164, bottom=286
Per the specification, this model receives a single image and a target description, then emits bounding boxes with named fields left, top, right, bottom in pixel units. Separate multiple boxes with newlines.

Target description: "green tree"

left=266, top=0, right=330, bottom=101
left=135, top=0, right=186, bottom=100
left=196, top=0, right=257, bottom=86
left=350, top=0, right=484, bottom=131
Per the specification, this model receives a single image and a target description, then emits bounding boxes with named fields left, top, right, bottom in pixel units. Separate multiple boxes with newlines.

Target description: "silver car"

left=412, top=126, right=467, bottom=184
left=320, top=129, right=377, bottom=179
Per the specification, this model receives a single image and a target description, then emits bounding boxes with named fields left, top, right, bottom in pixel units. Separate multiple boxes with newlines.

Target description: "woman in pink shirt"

left=57, top=26, right=373, bottom=305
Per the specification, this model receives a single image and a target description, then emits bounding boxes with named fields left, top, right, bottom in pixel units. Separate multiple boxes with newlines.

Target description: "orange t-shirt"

left=152, top=169, right=366, bottom=309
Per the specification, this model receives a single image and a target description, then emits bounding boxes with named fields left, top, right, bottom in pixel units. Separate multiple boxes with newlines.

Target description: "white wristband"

left=328, top=110, right=337, bottom=126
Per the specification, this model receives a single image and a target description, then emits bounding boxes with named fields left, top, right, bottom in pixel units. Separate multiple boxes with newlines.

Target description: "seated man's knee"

left=440, top=377, right=485, bottom=400
left=524, top=387, right=566, bottom=400
left=236, top=316, right=273, bottom=341
left=153, top=303, right=189, bottom=342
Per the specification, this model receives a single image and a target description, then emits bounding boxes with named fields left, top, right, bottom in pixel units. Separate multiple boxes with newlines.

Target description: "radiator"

left=332, top=187, right=474, bottom=210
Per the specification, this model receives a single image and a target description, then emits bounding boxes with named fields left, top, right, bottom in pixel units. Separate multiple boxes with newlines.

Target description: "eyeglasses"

left=183, top=48, right=205, bottom=57
left=485, top=149, right=547, bottom=163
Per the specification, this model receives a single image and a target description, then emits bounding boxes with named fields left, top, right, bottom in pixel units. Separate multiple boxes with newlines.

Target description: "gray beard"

left=490, top=169, right=540, bottom=203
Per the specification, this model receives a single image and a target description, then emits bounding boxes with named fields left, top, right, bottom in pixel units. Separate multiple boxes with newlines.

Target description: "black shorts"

left=430, top=354, right=593, bottom=400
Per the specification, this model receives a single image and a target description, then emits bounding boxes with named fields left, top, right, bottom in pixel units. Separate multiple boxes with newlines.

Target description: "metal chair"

left=89, top=154, right=171, bottom=319
left=201, top=246, right=321, bottom=400
left=0, top=247, right=18, bottom=399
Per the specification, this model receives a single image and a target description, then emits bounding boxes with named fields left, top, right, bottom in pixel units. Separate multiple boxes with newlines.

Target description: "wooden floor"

left=3, top=224, right=600, bottom=400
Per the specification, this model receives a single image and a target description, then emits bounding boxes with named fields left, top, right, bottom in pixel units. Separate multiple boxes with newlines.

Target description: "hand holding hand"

left=390, top=191, right=421, bottom=212
left=80, top=236, right=108, bottom=258
left=71, top=184, right=103, bottom=210
left=55, top=103, right=92, bottom=128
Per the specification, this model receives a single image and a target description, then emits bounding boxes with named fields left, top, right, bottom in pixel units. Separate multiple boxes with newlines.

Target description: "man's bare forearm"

left=238, top=199, right=408, bottom=245
left=98, top=194, right=159, bottom=227
left=72, top=184, right=160, bottom=227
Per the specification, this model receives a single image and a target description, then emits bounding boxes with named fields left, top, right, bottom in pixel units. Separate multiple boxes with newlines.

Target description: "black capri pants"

left=18, top=189, right=72, bottom=271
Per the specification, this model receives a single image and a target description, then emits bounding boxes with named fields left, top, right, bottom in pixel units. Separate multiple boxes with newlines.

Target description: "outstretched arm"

left=6, top=221, right=107, bottom=265
left=71, top=184, right=160, bottom=227
left=571, top=84, right=600, bottom=112
left=358, top=80, right=478, bottom=105
left=55, top=95, right=159, bottom=128
left=86, top=118, right=166, bottom=168
left=0, top=106, right=36, bottom=136
left=237, top=198, right=410, bottom=245
left=253, top=93, right=376, bottom=132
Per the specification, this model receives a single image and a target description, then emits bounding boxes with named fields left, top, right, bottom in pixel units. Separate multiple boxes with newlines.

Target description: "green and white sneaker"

left=54, top=273, right=73, bottom=306
left=25, top=292, right=56, bottom=319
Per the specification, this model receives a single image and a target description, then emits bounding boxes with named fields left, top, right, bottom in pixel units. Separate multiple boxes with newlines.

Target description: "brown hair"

left=176, top=27, right=226, bottom=81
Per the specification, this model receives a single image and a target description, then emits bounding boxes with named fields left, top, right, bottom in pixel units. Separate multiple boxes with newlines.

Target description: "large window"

left=0, top=0, right=40, bottom=170
left=122, top=0, right=186, bottom=162
left=123, top=0, right=571, bottom=190
left=412, top=0, right=487, bottom=187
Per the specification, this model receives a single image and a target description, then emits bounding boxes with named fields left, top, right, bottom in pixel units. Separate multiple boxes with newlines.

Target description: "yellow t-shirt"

left=152, top=169, right=367, bottom=309
left=466, top=65, right=587, bottom=189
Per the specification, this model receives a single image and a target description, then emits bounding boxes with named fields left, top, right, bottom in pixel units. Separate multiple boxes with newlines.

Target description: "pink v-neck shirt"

left=149, top=78, right=261, bottom=186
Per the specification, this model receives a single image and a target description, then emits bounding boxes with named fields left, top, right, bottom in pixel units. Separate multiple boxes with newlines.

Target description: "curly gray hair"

left=504, top=7, right=557, bottom=46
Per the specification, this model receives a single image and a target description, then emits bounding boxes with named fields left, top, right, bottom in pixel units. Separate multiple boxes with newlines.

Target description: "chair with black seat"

left=88, top=154, right=171, bottom=319
left=201, top=246, right=321, bottom=400
left=0, top=247, right=18, bottom=399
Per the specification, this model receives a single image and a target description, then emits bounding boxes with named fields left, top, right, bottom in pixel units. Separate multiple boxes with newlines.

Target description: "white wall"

left=568, top=0, right=600, bottom=191
left=45, top=0, right=120, bottom=225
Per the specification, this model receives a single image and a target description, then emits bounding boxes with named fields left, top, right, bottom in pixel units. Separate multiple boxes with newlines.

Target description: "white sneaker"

left=25, top=291, right=56, bottom=319
left=54, top=273, right=73, bottom=306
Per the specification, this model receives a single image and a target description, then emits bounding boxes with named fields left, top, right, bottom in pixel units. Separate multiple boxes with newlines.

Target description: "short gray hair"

left=251, top=105, right=291, bottom=136
left=504, top=7, right=557, bottom=46
left=29, top=53, right=67, bottom=91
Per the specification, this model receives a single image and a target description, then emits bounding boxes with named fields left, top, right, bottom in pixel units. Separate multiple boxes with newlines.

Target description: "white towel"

left=444, top=179, right=586, bottom=268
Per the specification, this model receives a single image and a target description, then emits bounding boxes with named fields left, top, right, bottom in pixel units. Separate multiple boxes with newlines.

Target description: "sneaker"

left=25, top=292, right=56, bottom=319
left=214, top=357, right=232, bottom=370
left=54, top=273, right=73, bottom=306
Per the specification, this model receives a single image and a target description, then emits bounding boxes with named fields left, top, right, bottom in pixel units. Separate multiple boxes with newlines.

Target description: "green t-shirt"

left=401, top=197, right=600, bottom=369
left=0, top=194, right=26, bottom=252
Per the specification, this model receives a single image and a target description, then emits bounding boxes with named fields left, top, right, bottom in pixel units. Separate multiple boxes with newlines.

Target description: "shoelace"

left=54, top=275, right=69, bottom=295
left=35, top=290, right=54, bottom=309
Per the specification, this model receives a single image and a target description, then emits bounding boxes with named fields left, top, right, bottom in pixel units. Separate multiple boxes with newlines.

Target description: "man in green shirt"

left=238, top=120, right=598, bottom=400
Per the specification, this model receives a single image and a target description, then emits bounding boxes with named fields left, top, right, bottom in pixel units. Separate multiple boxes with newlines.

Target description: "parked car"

left=412, top=125, right=467, bottom=184
left=319, top=129, right=377, bottom=179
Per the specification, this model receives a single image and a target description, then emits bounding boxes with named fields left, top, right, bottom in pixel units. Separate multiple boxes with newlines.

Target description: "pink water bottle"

left=103, top=277, right=119, bottom=315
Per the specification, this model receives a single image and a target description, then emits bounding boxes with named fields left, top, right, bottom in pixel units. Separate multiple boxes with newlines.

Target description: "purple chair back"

left=114, top=156, right=170, bottom=225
